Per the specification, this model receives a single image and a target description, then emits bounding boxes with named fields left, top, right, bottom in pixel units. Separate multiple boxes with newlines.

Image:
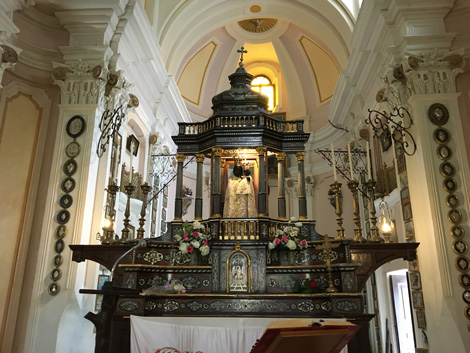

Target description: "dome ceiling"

left=156, top=0, right=356, bottom=128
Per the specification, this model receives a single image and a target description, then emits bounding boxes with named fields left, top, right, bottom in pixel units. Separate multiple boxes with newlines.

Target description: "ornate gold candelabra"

left=347, top=180, right=367, bottom=243
left=136, top=183, right=152, bottom=239
left=365, top=180, right=384, bottom=243
left=120, top=183, right=136, bottom=243
left=330, top=181, right=345, bottom=240
left=101, top=182, right=119, bottom=244
left=317, top=234, right=339, bottom=293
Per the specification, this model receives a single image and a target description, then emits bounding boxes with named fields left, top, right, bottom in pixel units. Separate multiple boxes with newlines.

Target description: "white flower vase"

left=182, top=196, right=192, bottom=216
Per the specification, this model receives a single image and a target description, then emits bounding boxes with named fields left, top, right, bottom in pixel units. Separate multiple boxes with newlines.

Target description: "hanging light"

left=379, top=199, right=394, bottom=243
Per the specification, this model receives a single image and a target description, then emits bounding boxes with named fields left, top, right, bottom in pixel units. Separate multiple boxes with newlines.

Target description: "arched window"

left=251, top=75, right=275, bottom=111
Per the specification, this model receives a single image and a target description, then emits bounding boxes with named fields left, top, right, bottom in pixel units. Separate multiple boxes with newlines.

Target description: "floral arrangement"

left=268, top=217, right=307, bottom=251
left=182, top=186, right=193, bottom=197
left=294, top=279, right=324, bottom=294
left=174, top=220, right=210, bottom=256
left=141, top=279, right=186, bottom=295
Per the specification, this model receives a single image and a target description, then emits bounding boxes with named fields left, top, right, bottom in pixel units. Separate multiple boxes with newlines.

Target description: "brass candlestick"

left=120, top=183, right=136, bottom=243
left=365, top=180, right=384, bottom=243
left=330, top=181, right=345, bottom=240
left=101, top=182, right=120, bottom=244
left=317, top=234, right=339, bottom=293
left=136, top=183, right=152, bottom=239
left=347, top=180, right=367, bottom=243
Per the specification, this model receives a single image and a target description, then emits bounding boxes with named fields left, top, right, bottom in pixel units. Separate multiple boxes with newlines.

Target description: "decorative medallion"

left=439, top=161, right=455, bottom=177
left=237, top=18, right=278, bottom=33
left=456, top=256, right=470, bottom=273
left=448, top=209, right=463, bottom=224
left=48, top=282, right=60, bottom=295
left=55, top=239, right=65, bottom=254
left=437, top=145, right=452, bottom=160
left=50, top=268, right=62, bottom=281
left=66, top=115, right=86, bottom=138
left=56, top=225, right=67, bottom=239
left=63, top=159, right=78, bottom=176
left=53, top=254, right=63, bottom=267
left=443, top=177, right=457, bottom=193
left=446, top=194, right=459, bottom=208
left=56, top=210, right=70, bottom=224
left=460, top=274, right=470, bottom=288
left=427, top=103, right=449, bottom=126
left=142, top=250, right=164, bottom=265
left=61, top=177, right=76, bottom=193
left=65, top=141, right=81, bottom=158
left=451, top=226, right=465, bottom=239
left=464, top=290, right=470, bottom=304
left=465, top=305, right=470, bottom=320
left=433, top=127, right=451, bottom=144
left=119, top=300, right=141, bottom=312
left=453, top=240, right=468, bottom=255
left=59, top=194, right=73, bottom=209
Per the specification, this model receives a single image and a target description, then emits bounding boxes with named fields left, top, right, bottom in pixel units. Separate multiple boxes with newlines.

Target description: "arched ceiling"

left=151, top=0, right=357, bottom=126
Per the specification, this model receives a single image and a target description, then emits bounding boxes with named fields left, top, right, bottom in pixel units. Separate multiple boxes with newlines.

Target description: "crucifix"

left=237, top=46, right=248, bottom=67
left=316, top=234, right=339, bottom=293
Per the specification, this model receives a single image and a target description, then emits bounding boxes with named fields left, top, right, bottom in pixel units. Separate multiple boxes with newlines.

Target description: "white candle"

left=366, top=141, right=372, bottom=180
left=331, top=143, right=337, bottom=181
left=113, top=152, right=119, bottom=184
left=129, top=142, right=134, bottom=183
left=348, top=143, right=354, bottom=179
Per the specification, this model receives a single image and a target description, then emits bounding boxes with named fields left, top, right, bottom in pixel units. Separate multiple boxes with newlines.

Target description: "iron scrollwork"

left=366, top=107, right=417, bottom=156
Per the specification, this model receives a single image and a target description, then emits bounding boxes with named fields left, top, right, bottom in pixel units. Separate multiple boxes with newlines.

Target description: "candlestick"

left=366, top=141, right=371, bottom=180
left=129, top=142, right=134, bottom=184
left=348, top=144, right=354, bottom=179
left=331, top=143, right=337, bottom=181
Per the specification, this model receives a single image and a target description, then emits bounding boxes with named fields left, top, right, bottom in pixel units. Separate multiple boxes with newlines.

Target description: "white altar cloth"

left=130, top=316, right=348, bottom=353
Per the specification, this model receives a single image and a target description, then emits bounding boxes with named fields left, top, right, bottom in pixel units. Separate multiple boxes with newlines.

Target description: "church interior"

left=1, top=0, right=470, bottom=352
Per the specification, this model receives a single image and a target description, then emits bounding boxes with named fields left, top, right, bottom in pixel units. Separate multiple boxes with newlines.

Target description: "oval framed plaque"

left=439, top=161, right=456, bottom=177
left=460, top=274, right=470, bottom=288
left=53, top=254, right=63, bottom=267
left=50, top=268, right=62, bottom=281
left=456, top=256, right=470, bottom=273
left=59, top=194, right=73, bottom=209
left=66, top=115, right=86, bottom=138
left=55, top=239, right=65, bottom=254
left=65, top=141, right=81, bottom=158
left=56, top=210, right=70, bottom=225
left=446, top=194, right=459, bottom=208
left=437, top=145, right=452, bottom=160
left=433, top=127, right=451, bottom=145
left=427, top=103, right=449, bottom=126
left=451, top=226, right=465, bottom=240
left=56, top=225, right=67, bottom=239
left=443, top=177, right=457, bottom=193
left=63, top=159, right=78, bottom=176
left=453, top=240, right=468, bottom=255
left=61, top=177, right=76, bottom=193
left=48, top=282, right=60, bottom=296
left=448, top=209, right=463, bottom=224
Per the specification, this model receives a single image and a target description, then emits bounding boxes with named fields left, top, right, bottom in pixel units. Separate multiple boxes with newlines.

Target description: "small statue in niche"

left=223, top=164, right=256, bottom=218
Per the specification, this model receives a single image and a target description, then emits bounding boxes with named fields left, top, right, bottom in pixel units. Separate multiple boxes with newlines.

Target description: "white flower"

left=191, top=240, right=201, bottom=248
left=268, top=242, right=275, bottom=250
left=277, top=229, right=284, bottom=235
left=175, top=234, right=182, bottom=242
left=283, top=226, right=289, bottom=233
left=200, top=245, right=210, bottom=256
left=290, top=216, right=296, bottom=222
left=192, top=220, right=202, bottom=229
left=179, top=243, right=189, bottom=254
left=295, top=222, right=302, bottom=227
left=286, top=239, right=297, bottom=250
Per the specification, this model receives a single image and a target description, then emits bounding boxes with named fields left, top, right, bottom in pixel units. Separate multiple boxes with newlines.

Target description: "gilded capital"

left=175, top=153, right=186, bottom=163
left=256, top=146, right=267, bottom=155
left=276, top=152, right=286, bottom=161
left=220, top=159, right=226, bottom=168
left=296, top=151, right=306, bottom=161
left=196, top=153, right=205, bottom=163
left=212, top=147, right=224, bottom=157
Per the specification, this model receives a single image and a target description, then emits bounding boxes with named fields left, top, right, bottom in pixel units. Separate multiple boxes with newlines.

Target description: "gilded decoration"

left=175, top=153, right=186, bottom=163
left=238, top=18, right=278, bottom=33
left=296, top=151, right=306, bottom=161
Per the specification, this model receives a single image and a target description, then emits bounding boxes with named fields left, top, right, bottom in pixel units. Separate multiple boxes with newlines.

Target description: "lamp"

left=379, top=199, right=394, bottom=243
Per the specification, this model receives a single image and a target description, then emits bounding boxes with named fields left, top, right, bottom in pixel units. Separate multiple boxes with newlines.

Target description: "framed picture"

left=128, top=224, right=135, bottom=239
left=399, top=171, right=408, bottom=188
left=162, top=208, right=167, bottom=221
left=409, top=271, right=422, bottom=290
left=95, top=274, right=110, bottom=312
left=402, top=202, right=412, bottom=221
left=409, top=259, right=419, bottom=271
left=397, top=156, right=406, bottom=173
left=110, top=133, right=122, bottom=181
left=404, top=220, right=414, bottom=237
left=412, top=290, right=424, bottom=309
left=395, top=139, right=404, bottom=158
left=400, top=187, right=410, bottom=205
left=380, top=127, right=392, bottom=152
left=267, top=155, right=278, bottom=177
left=416, top=310, right=427, bottom=329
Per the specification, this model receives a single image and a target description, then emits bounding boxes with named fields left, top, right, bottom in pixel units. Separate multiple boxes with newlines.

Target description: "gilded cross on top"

left=237, top=46, right=248, bottom=67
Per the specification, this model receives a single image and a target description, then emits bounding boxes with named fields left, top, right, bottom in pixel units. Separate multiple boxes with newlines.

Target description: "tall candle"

left=366, top=141, right=372, bottom=180
left=331, top=143, right=337, bottom=181
left=129, top=142, right=134, bottom=183
left=348, top=143, right=354, bottom=179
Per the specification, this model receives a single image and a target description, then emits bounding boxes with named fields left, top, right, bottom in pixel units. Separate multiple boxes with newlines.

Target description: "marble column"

left=256, top=147, right=268, bottom=216
left=194, top=153, right=205, bottom=221
left=211, top=147, right=223, bottom=217
left=296, top=151, right=308, bottom=220
left=276, top=152, right=287, bottom=220
left=173, top=153, right=186, bottom=221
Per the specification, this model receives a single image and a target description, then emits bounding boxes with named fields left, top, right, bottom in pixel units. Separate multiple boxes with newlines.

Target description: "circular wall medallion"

left=448, top=209, right=463, bottom=224
left=427, top=103, right=449, bottom=126
left=53, top=254, right=63, bottom=267
left=63, top=159, right=78, bottom=176
left=433, top=127, right=451, bottom=145
left=66, top=115, right=86, bottom=138
left=56, top=210, right=70, bottom=225
left=464, top=290, right=470, bottom=304
left=59, top=194, right=73, bottom=209
left=451, top=226, right=465, bottom=239
left=437, top=145, right=452, bottom=160
left=48, top=282, right=60, bottom=295
left=460, top=274, right=470, bottom=288
left=456, top=256, right=470, bottom=273
left=453, top=240, right=468, bottom=255
left=56, top=225, right=67, bottom=239
left=465, top=305, right=470, bottom=320
left=61, top=177, right=76, bottom=193
left=443, top=177, right=457, bottom=193
left=446, top=194, right=459, bottom=208
left=439, top=161, right=456, bottom=177
left=50, top=268, right=62, bottom=281
left=65, top=141, right=81, bottom=158
left=55, top=239, right=65, bottom=254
